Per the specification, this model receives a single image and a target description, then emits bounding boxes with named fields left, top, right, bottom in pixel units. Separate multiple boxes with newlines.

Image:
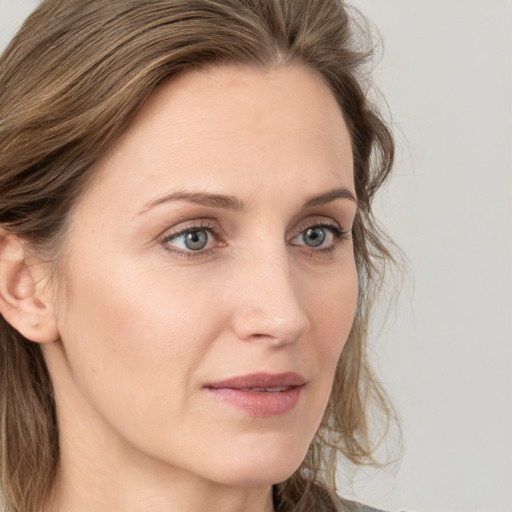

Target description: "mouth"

left=237, top=386, right=292, bottom=392
left=204, top=372, right=305, bottom=417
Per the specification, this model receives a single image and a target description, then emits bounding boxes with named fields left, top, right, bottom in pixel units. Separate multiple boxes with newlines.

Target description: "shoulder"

left=281, top=483, right=403, bottom=512
left=332, top=496, right=393, bottom=512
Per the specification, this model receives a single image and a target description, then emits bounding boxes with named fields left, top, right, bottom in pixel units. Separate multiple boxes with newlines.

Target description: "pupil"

left=185, top=230, right=208, bottom=250
left=305, top=227, right=325, bottom=247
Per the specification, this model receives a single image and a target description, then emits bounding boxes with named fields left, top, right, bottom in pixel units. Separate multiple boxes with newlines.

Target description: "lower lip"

left=205, top=386, right=303, bottom=417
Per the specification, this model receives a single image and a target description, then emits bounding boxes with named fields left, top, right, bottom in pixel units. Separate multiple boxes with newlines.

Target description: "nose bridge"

left=231, top=242, right=310, bottom=344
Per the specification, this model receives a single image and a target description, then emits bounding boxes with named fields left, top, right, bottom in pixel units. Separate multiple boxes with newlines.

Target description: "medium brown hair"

left=0, top=1, right=395, bottom=510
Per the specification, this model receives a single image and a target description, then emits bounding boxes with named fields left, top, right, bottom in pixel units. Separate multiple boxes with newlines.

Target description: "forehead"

left=80, top=64, right=354, bottom=212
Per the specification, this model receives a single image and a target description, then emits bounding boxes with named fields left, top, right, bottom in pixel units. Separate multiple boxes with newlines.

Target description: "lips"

left=204, top=372, right=305, bottom=417
left=207, top=372, right=305, bottom=390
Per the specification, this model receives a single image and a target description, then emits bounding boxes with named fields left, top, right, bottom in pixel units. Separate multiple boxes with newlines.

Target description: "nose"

left=230, top=250, right=311, bottom=346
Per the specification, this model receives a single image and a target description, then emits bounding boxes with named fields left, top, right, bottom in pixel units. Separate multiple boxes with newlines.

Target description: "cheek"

left=302, top=261, right=358, bottom=406
left=55, top=256, right=223, bottom=413
left=310, top=263, right=358, bottom=354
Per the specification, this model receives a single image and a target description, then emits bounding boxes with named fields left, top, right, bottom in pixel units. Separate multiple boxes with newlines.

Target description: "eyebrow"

left=138, top=187, right=356, bottom=215
left=139, top=191, right=247, bottom=215
left=302, top=187, right=357, bottom=208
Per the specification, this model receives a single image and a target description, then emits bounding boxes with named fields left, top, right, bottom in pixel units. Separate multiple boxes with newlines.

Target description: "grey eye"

left=303, top=227, right=327, bottom=247
left=183, top=230, right=209, bottom=250
left=291, top=225, right=339, bottom=250
left=166, top=229, right=212, bottom=252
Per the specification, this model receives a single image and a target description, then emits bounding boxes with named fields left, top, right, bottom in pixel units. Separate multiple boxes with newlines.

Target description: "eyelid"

left=289, top=216, right=349, bottom=239
left=288, top=217, right=352, bottom=254
left=291, top=224, right=347, bottom=243
left=159, top=218, right=218, bottom=238
left=159, top=219, right=222, bottom=257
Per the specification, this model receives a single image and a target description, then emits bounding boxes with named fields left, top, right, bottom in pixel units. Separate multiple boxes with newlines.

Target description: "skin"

left=1, top=65, right=358, bottom=512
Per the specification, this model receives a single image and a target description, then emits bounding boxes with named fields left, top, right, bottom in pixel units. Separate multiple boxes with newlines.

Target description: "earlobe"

left=0, top=230, right=59, bottom=343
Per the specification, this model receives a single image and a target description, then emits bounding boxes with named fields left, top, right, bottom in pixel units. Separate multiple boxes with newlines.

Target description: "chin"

left=212, top=463, right=301, bottom=488
left=198, top=434, right=311, bottom=487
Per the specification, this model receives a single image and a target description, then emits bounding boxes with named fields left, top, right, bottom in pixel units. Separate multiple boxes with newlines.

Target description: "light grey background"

left=344, top=1, right=512, bottom=512
left=1, top=2, right=511, bottom=512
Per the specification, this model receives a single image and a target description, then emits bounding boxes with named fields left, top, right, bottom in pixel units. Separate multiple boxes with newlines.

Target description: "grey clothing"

left=338, top=499, right=389, bottom=512
left=272, top=484, right=395, bottom=511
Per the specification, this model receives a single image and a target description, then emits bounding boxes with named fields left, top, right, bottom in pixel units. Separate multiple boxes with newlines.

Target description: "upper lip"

left=205, top=372, right=306, bottom=390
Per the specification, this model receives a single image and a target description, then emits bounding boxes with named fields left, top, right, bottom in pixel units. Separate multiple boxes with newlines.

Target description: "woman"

left=0, top=1, right=396, bottom=511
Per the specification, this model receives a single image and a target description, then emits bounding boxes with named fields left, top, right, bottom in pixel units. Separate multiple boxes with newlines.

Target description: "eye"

left=291, top=223, right=348, bottom=250
left=163, top=227, right=216, bottom=253
left=302, top=227, right=329, bottom=247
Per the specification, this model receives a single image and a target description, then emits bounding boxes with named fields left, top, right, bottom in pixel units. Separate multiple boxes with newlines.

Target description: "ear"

left=0, top=229, right=59, bottom=343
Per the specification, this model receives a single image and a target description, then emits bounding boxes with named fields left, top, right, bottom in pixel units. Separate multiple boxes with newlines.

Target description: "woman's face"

left=44, top=65, right=358, bottom=487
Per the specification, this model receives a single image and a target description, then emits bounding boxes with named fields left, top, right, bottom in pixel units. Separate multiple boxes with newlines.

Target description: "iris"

left=303, top=227, right=326, bottom=247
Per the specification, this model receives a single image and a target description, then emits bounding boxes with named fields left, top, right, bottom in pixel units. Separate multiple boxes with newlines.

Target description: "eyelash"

left=160, top=219, right=351, bottom=259
left=160, top=220, right=220, bottom=258
left=293, top=221, right=351, bottom=255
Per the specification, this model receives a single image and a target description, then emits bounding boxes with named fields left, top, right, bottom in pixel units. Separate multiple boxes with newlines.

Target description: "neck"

left=48, top=465, right=275, bottom=512
left=46, top=414, right=275, bottom=512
